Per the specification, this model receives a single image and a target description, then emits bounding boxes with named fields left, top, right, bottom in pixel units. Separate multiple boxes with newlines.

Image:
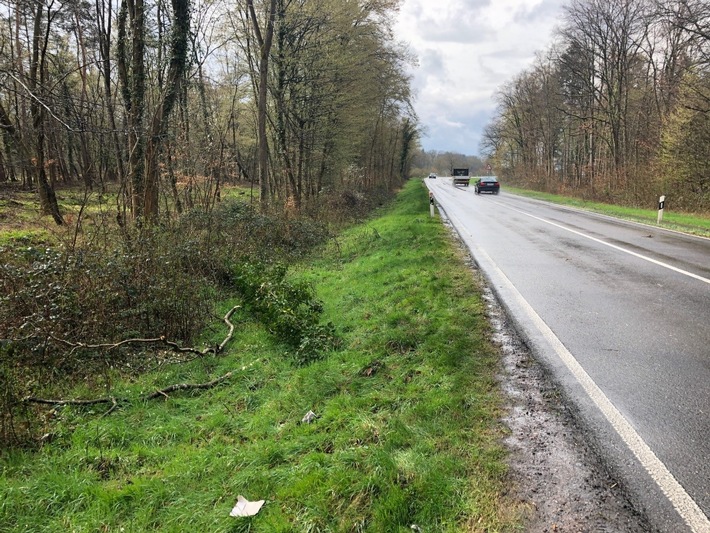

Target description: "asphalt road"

left=425, top=178, right=710, bottom=533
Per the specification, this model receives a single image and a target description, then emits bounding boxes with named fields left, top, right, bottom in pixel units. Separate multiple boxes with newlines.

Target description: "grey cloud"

left=407, top=48, right=447, bottom=92
left=405, top=0, right=492, bottom=44
left=397, top=0, right=566, bottom=154
left=512, top=0, right=566, bottom=25
left=420, top=48, right=446, bottom=76
left=423, top=107, right=492, bottom=153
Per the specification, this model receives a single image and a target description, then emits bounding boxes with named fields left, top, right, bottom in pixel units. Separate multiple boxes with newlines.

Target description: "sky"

left=393, top=0, right=567, bottom=156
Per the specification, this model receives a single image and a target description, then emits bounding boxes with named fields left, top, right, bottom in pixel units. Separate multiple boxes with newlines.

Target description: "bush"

left=184, top=200, right=333, bottom=264
left=0, top=200, right=337, bottom=446
left=231, top=260, right=339, bottom=363
left=1, top=244, right=210, bottom=366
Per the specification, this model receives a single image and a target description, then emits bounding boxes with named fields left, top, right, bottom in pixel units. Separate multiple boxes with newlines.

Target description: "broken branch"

left=46, top=305, right=241, bottom=357
left=22, top=371, right=236, bottom=410
left=144, top=371, right=233, bottom=400
left=23, top=396, right=116, bottom=407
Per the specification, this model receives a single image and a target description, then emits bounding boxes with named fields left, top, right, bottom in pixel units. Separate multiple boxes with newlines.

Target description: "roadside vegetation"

left=479, top=1, right=709, bottom=215
left=0, top=180, right=520, bottom=532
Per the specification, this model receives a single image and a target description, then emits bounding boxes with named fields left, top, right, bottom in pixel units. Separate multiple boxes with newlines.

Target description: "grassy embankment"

left=505, top=186, right=710, bottom=238
left=0, top=180, right=520, bottom=532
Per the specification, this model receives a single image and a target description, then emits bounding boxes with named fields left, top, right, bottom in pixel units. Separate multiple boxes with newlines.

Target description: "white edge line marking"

left=444, top=207, right=710, bottom=533
left=517, top=195, right=710, bottom=242
left=495, top=201, right=710, bottom=284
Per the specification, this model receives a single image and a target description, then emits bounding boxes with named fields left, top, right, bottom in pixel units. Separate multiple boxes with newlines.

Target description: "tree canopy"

left=0, top=0, right=418, bottom=220
left=481, top=0, right=710, bottom=211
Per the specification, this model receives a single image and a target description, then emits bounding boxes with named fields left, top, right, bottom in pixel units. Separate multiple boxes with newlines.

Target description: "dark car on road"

left=474, top=176, right=500, bottom=194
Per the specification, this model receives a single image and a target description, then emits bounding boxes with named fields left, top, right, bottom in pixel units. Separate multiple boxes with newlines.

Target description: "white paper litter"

left=301, top=410, right=317, bottom=423
left=229, top=495, right=265, bottom=517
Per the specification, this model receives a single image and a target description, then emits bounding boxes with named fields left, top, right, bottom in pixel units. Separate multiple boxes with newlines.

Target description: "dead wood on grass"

left=20, top=306, right=241, bottom=415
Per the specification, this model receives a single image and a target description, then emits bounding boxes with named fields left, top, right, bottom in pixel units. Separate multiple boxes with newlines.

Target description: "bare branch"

left=18, top=306, right=243, bottom=415
left=46, top=305, right=241, bottom=357
left=23, top=396, right=116, bottom=406
left=143, top=371, right=233, bottom=400
left=22, top=371, right=237, bottom=410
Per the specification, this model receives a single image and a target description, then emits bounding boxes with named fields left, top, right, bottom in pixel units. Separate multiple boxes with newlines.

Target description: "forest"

left=2, top=0, right=709, bottom=446
left=481, top=0, right=709, bottom=212
left=0, top=0, right=417, bottom=446
left=0, top=0, right=416, bottom=221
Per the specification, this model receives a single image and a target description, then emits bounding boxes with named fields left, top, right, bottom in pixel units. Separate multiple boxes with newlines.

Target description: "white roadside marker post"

left=657, top=195, right=666, bottom=224
left=429, top=191, right=435, bottom=217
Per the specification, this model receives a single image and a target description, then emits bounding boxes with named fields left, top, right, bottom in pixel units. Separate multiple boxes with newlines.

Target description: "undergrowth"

left=0, top=180, right=519, bottom=531
left=0, top=200, right=334, bottom=447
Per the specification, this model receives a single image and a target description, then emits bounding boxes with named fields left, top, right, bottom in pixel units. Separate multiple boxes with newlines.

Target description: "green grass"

left=505, top=187, right=710, bottom=237
left=0, top=180, right=518, bottom=532
left=0, top=183, right=255, bottom=247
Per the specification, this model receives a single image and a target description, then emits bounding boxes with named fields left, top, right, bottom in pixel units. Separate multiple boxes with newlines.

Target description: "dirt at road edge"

left=482, top=285, right=654, bottom=533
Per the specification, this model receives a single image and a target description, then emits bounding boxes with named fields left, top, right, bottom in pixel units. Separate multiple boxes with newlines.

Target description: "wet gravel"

left=482, top=283, right=654, bottom=532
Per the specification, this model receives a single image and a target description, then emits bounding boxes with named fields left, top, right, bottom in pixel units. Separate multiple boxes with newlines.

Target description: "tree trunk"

left=143, top=0, right=190, bottom=219
left=247, top=0, right=276, bottom=212
left=0, top=101, right=21, bottom=182
left=29, top=0, right=63, bottom=225
left=96, top=0, right=126, bottom=187
left=117, top=0, right=147, bottom=220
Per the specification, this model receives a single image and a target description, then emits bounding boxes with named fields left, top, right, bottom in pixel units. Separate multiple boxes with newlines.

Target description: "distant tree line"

left=410, top=150, right=485, bottom=177
left=0, top=0, right=417, bottom=222
left=481, top=0, right=709, bottom=212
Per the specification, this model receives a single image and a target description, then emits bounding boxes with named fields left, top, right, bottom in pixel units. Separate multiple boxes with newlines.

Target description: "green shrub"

left=231, top=260, right=339, bottom=363
left=0, top=201, right=335, bottom=446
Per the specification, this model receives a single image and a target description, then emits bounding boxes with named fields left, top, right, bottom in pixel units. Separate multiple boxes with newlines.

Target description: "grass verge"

left=0, top=180, right=518, bottom=532
left=505, top=186, right=710, bottom=238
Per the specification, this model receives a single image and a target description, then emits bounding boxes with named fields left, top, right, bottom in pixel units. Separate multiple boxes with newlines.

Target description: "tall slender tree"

left=247, top=0, right=276, bottom=211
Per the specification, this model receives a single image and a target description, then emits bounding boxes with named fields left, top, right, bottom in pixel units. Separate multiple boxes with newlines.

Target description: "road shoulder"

left=482, top=281, right=652, bottom=532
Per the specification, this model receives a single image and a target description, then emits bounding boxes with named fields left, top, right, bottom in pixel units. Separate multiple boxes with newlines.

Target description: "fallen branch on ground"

left=23, top=396, right=115, bottom=406
left=23, top=396, right=119, bottom=418
left=20, top=306, right=243, bottom=416
left=23, top=371, right=236, bottom=413
left=48, top=305, right=240, bottom=357
left=143, top=371, right=233, bottom=400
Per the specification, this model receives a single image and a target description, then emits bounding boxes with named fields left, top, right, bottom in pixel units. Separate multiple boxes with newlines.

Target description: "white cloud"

left=394, top=0, right=566, bottom=155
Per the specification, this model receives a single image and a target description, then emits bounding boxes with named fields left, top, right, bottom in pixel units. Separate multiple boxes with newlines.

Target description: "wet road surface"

left=426, top=178, right=710, bottom=533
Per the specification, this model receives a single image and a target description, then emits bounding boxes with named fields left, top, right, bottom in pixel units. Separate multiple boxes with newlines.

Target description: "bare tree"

left=29, top=0, right=64, bottom=224
left=117, top=0, right=190, bottom=221
left=247, top=0, right=276, bottom=211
